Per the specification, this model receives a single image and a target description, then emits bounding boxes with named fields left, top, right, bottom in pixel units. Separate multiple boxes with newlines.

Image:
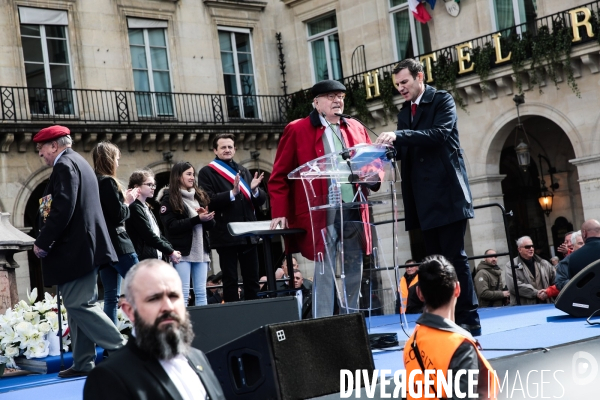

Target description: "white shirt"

left=53, top=148, right=68, bottom=166
left=159, top=354, right=207, bottom=400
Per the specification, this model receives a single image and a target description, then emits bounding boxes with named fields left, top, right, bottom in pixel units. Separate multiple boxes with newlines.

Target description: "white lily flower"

left=24, top=339, right=49, bottom=359
left=37, top=321, right=52, bottom=334
left=27, top=287, right=38, bottom=305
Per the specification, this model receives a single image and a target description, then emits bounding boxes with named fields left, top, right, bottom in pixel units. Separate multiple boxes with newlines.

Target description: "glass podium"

left=288, top=143, right=399, bottom=319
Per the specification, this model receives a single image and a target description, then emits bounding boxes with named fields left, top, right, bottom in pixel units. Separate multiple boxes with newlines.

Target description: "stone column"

left=571, top=155, right=600, bottom=221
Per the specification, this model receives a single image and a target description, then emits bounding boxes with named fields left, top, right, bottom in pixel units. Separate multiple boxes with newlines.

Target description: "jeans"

left=100, top=253, right=139, bottom=324
left=175, top=261, right=208, bottom=306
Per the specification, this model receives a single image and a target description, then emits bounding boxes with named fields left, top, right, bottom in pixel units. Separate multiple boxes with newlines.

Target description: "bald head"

left=123, top=259, right=182, bottom=307
left=581, top=219, right=600, bottom=241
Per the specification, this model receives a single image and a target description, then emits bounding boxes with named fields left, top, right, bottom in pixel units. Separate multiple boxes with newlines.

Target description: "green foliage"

left=285, top=88, right=313, bottom=122
left=343, top=79, right=372, bottom=124
left=473, top=42, right=496, bottom=90
left=529, top=24, right=579, bottom=97
left=379, top=71, right=399, bottom=123
left=431, top=55, right=466, bottom=111
left=506, top=31, right=532, bottom=95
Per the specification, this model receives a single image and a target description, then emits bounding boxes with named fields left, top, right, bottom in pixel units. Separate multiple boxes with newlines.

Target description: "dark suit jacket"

left=97, top=175, right=136, bottom=255
left=83, top=339, right=225, bottom=400
left=35, top=148, right=117, bottom=286
left=126, top=199, right=174, bottom=261
left=394, top=85, right=474, bottom=231
left=197, top=159, right=266, bottom=247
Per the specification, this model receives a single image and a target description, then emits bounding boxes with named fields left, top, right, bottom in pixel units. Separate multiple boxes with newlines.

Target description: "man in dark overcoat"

left=376, top=59, right=480, bottom=334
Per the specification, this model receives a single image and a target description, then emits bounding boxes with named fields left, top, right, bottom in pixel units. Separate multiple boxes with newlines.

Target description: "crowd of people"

left=30, top=62, right=600, bottom=397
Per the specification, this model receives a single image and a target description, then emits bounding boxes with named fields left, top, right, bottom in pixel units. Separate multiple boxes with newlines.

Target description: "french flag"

left=408, top=0, right=433, bottom=24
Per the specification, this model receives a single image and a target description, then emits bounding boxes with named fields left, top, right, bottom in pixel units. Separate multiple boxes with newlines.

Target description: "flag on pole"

left=413, top=3, right=432, bottom=23
left=424, top=0, right=436, bottom=9
left=408, top=0, right=432, bottom=24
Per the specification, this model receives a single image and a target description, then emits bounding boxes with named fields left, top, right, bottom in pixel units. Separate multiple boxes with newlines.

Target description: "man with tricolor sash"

left=198, top=133, right=266, bottom=302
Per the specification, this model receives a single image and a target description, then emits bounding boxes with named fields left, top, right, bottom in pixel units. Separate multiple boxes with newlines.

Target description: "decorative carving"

left=580, top=54, right=600, bottom=74
left=182, top=133, right=196, bottom=151
left=16, top=133, right=32, bottom=152
left=142, top=133, right=156, bottom=152
left=464, top=85, right=482, bottom=103
left=127, top=133, right=141, bottom=152
left=255, top=133, right=267, bottom=150
left=0, top=134, right=14, bottom=153
left=494, top=76, right=513, bottom=96
left=267, top=133, right=279, bottom=149
left=155, top=134, right=168, bottom=151
left=83, top=133, right=98, bottom=152
left=169, top=133, right=183, bottom=151
left=111, top=133, right=126, bottom=147
left=243, top=133, right=256, bottom=150
left=196, top=133, right=207, bottom=151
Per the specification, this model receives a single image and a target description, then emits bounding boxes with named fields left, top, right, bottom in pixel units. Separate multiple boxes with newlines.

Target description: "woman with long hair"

left=157, top=161, right=215, bottom=306
left=92, top=141, right=139, bottom=324
left=125, top=169, right=182, bottom=264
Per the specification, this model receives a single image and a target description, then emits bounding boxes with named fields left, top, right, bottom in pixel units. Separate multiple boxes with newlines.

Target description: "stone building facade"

left=0, top=0, right=597, bottom=302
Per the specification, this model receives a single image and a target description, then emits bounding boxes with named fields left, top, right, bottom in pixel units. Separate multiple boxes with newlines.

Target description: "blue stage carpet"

left=1, top=304, right=598, bottom=399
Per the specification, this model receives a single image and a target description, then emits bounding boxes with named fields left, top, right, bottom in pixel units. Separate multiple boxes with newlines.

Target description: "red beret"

left=33, top=125, right=71, bottom=143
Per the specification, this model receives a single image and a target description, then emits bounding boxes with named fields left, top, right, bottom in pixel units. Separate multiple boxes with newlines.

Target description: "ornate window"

left=389, top=0, right=431, bottom=61
left=19, top=7, right=75, bottom=116
left=128, top=18, right=174, bottom=117
left=307, top=14, right=342, bottom=82
left=218, top=27, right=259, bottom=119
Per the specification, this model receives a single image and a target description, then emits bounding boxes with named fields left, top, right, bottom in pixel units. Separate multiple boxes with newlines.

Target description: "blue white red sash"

left=208, top=159, right=254, bottom=207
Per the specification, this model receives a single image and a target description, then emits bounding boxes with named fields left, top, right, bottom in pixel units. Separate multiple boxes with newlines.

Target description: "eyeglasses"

left=142, top=183, right=157, bottom=189
left=521, top=245, right=534, bottom=249
left=35, top=142, right=52, bottom=151
left=322, top=93, right=346, bottom=101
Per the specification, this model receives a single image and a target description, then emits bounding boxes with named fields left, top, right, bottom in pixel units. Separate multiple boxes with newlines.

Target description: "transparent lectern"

left=288, top=143, right=399, bottom=319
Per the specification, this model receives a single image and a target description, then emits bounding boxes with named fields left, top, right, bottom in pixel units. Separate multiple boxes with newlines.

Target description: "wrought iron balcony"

left=0, top=86, right=289, bottom=125
left=341, top=1, right=600, bottom=89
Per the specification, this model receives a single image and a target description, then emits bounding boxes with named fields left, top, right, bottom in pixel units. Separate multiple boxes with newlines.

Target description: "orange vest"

left=403, top=324, right=499, bottom=399
left=399, top=275, right=419, bottom=313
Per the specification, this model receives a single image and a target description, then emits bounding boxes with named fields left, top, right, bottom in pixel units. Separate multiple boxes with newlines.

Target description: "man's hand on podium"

left=270, top=217, right=288, bottom=230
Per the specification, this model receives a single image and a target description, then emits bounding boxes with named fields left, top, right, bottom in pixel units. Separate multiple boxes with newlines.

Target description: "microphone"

left=335, top=112, right=379, bottom=137
left=335, top=112, right=396, bottom=161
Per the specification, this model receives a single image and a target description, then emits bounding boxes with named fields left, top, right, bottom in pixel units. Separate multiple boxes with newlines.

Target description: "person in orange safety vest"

left=403, top=255, right=499, bottom=399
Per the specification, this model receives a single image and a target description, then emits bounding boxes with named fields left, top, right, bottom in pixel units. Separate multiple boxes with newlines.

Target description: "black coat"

left=158, top=189, right=215, bottom=256
left=97, top=175, right=136, bottom=255
left=126, top=199, right=174, bottom=261
left=35, top=148, right=117, bottom=286
left=394, top=84, right=474, bottom=231
left=83, top=339, right=225, bottom=400
left=197, top=159, right=266, bottom=247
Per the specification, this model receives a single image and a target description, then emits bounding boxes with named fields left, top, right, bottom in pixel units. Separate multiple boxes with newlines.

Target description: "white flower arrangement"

left=0, top=288, right=70, bottom=368
left=0, top=290, right=133, bottom=369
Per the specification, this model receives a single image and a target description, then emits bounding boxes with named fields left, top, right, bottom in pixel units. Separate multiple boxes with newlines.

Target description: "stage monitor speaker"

left=188, top=297, right=299, bottom=353
left=555, top=259, right=600, bottom=317
left=206, top=313, right=374, bottom=400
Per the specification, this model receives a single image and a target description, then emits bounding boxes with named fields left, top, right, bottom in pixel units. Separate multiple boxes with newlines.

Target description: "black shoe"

left=58, top=366, right=90, bottom=378
left=459, top=323, right=482, bottom=337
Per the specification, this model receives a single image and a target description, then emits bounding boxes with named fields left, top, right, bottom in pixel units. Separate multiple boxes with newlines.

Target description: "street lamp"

left=537, top=154, right=559, bottom=217
left=513, top=94, right=530, bottom=171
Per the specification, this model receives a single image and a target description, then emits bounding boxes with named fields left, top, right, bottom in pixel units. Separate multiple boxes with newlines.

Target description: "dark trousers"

left=421, top=218, right=480, bottom=326
left=217, top=244, right=260, bottom=302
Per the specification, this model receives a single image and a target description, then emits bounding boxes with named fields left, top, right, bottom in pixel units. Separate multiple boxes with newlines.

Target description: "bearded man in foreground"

left=83, top=259, right=225, bottom=400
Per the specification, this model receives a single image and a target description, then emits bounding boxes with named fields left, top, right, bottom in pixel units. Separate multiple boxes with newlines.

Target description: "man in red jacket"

left=269, top=80, right=377, bottom=318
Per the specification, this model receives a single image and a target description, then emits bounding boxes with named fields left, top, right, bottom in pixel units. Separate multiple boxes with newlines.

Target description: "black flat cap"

left=312, top=80, right=346, bottom=97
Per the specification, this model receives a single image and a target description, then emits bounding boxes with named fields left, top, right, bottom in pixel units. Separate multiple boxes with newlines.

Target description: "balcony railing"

left=341, top=0, right=600, bottom=89
left=0, top=86, right=289, bottom=125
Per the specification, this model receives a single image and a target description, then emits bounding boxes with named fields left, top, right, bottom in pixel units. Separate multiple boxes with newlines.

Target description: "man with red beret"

left=34, top=125, right=125, bottom=378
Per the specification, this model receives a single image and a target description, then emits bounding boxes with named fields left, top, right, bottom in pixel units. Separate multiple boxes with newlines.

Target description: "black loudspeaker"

left=555, top=259, right=600, bottom=317
left=206, top=313, right=374, bottom=400
left=188, top=297, right=299, bottom=353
